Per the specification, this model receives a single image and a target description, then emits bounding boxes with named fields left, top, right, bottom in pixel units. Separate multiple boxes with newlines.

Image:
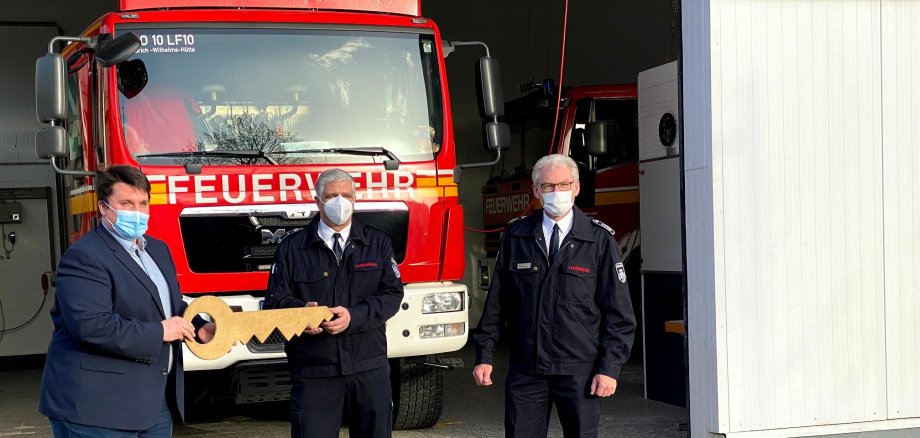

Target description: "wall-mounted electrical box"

left=0, top=202, right=23, bottom=223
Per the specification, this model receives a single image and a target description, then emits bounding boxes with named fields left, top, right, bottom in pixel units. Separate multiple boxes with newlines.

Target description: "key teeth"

left=274, top=310, right=333, bottom=341
left=252, top=327, right=274, bottom=343
left=278, top=326, right=302, bottom=340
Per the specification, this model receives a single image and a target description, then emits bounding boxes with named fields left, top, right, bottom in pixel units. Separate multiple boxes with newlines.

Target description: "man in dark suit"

left=39, top=165, right=214, bottom=437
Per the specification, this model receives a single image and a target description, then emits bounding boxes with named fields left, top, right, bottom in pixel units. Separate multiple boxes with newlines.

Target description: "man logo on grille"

left=261, top=228, right=287, bottom=244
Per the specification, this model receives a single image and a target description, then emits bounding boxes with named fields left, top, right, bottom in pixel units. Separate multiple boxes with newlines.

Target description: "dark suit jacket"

left=39, top=225, right=189, bottom=430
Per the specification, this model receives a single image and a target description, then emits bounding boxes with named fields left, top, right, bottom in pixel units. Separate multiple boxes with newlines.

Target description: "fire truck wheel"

left=390, top=356, right=445, bottom=430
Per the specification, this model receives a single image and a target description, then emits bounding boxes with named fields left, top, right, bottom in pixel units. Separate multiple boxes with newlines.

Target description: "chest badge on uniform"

left=567, top=265, right=591, bottom=274
left=615, top=262, right=627, bottom=283
left=391, top=257, right=401, bottom=278
left=516, top=262, right=532, bottom=270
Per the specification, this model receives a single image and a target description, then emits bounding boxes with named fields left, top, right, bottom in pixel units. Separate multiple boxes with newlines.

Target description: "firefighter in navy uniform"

left=472, top=154, right=637, bottom=438
left=265, top=168, right=404, bottom=438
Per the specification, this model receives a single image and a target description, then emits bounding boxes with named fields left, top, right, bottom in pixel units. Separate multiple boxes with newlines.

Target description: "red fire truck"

left=479, top=81, right=642, bottom=340
left=33, top=0, right=507, bottom=429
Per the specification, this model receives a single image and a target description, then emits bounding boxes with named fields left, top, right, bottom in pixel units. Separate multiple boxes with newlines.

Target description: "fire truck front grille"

left=248, top=244, right=279, bottom=257
left=247, top=328, right=286, bottom=353
left=257, top=217, right=312, bottom=226
left=179, top=211, right=408, bottom=273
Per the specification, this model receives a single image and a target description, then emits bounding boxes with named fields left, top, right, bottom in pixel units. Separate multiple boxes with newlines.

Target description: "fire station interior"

left=0, top=1, right=687, bottom=436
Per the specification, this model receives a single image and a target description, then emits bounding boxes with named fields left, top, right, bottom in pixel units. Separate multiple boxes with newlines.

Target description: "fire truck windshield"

left=116, top=27, right=443, bottom=166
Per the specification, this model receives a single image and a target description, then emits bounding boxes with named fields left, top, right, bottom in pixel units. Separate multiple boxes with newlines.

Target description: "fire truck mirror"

left=118, top=59, right=148, bottom=99
left=586, top=121, right=608, bottom=157
left=484, top=121, right=510, bottom=151
left=36, top=126, right=67, bottom=159
left=95, top=32, right=141, bottom=68
left=35, top=53, right=66, bottom=123
left=477, top=56, right=505, bottom=118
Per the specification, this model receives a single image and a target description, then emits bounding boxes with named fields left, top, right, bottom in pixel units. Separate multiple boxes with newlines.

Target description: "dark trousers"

left=290, top=365, right=392, bottom=438
left=49, top=399, right=173, bottom=438
left=505, top=369, right=601, bottom=438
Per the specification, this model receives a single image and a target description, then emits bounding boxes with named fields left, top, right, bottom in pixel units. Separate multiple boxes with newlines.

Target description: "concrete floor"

left=6, top=341, right=920, bottom=437
left=0, top=341, right=688, bottom=437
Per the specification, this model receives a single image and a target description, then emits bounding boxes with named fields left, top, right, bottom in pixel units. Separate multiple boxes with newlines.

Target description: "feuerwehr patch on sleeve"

left=391, top=257, right=401, bottom=278
left=615, top=262, right=627, bottom=283
left=591, top=219, right=615, bottom=236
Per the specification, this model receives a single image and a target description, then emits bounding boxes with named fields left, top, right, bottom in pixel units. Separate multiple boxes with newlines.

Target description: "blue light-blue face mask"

left=103, top=201, right=149, bottom=240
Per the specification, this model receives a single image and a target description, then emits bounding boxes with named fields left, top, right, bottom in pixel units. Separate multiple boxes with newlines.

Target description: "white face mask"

left=322, top=196, right=354, bottom=225
left=539, top=190, right=574, bottom=217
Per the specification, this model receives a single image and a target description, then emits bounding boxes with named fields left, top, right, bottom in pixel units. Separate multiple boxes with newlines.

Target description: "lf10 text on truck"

left=33, top=0, right=509, bottom=429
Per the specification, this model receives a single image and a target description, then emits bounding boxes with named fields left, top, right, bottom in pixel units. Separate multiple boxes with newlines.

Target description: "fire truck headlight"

left=418, top=323, right=466, bottom=339
left=421, top=292, right=464, bottom=314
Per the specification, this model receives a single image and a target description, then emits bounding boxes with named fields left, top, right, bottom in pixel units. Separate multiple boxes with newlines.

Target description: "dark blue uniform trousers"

left=290, top=365, right=392, bottom=438
left=505, top=369, right=601, bottom=438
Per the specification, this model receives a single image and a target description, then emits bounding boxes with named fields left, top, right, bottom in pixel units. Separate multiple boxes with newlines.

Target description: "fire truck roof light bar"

left=119, top=0, right=421, bottom=16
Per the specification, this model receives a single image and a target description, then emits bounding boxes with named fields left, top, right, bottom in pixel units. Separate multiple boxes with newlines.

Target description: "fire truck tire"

left=390, top=356, right=444, bottom=430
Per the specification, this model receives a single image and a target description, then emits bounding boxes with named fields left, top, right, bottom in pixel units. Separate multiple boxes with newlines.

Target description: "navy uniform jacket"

left=473, top=207, right=637, bottom=378
left=39, top=225, right=189, bottom=430
left=264, top=218, right=404, bottom=377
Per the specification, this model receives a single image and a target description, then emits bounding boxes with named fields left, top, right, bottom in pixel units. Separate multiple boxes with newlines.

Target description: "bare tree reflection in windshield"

left=179, top=113, right=297, bottom=165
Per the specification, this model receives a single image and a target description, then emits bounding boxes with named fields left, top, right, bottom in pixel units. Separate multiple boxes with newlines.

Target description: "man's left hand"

left=590, top=374, right=618, bottom=397
left=321, top=306, right=351, bottom=335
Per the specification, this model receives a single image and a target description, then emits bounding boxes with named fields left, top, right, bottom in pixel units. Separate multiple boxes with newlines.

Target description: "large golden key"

left=183, top=296, right=333, bottom=360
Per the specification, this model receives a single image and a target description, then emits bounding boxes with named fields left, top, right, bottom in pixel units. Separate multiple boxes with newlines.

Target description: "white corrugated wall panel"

left=684, top=0, right=727, bottom=434
left=715, top=0, right=885, bottom=432
left=881, top=0, right=920, bottom=420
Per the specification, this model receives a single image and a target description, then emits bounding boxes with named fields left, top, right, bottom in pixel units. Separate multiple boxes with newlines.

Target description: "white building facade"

left=683, top=0, right=920, bottom=436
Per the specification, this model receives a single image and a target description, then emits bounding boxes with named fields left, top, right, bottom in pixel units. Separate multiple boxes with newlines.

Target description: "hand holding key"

left=303, top=302, right=323, bottom=335
left=321, top=306, right=351, bottom=335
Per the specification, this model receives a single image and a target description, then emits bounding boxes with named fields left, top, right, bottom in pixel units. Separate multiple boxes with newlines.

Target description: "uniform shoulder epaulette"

left=278, top=227, right=303, bottom=243
left=591, top=219, right=615, bottom=236
left=506, top=215, right=528, bottom=226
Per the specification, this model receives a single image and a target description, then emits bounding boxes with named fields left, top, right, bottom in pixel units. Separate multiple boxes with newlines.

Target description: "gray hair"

left=532, top=154, right=579, bottom=183
left=315, top=168, right=355, bottom=199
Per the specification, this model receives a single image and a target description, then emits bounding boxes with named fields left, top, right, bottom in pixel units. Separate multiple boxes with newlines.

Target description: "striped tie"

left=332, top=232, right=343, bottom=263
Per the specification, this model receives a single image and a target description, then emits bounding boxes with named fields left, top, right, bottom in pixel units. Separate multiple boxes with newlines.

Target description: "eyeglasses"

left=535, top=181, right=575, bottom=192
